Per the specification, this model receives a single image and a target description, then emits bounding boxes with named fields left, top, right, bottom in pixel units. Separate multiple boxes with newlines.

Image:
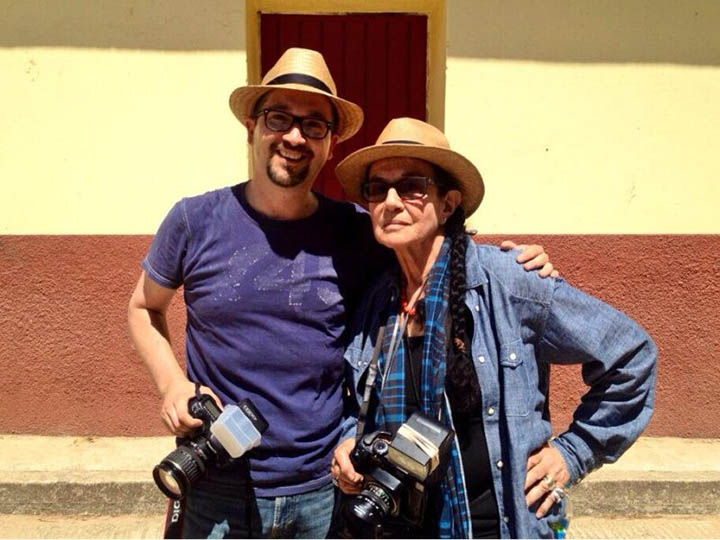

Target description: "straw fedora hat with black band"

left=229, top=48, right=364, bottom=142
left=335, top=117, right=485, bottom=215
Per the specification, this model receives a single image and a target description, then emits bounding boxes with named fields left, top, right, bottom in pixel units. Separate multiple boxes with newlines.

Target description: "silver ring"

left=542, top=474, right=556, bottom=490
left=331, top=477, right=339, bottom=487
left=550, top=487, right=566, bottom=503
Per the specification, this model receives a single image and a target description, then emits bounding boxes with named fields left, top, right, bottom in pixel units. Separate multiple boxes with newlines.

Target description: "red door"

left=260, top=13, right=428, bottom=200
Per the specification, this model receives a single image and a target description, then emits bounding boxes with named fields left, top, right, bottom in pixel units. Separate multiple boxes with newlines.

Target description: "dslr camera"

left=153, top=393, right=268, bottom=500
left=344, top=411, right=454, bottom=536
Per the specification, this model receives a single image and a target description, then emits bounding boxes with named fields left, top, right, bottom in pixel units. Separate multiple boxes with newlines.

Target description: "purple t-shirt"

left=143, top=183, right=389, bottom=496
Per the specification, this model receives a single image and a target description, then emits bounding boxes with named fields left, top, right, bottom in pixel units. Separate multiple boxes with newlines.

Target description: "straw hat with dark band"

left=336, top=117, right=485, bottom=215
left=229, top=48, right=364, bottom=142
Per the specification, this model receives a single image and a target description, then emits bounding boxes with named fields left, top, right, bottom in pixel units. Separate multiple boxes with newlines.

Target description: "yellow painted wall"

left=448, top=0, right=720, bottom=233
left=1, top=1, right=250, bottom=235
left=2, top=1, right=719, bottom=234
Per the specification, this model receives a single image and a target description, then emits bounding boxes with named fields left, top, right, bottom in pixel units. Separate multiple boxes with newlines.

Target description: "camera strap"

left=381, top=312, right=408, bottom=392
left=355, top=324, right=386, bottom=442
left=162, top=498, right=186, bottom=538
left=382, top=275, right=429, bottom=390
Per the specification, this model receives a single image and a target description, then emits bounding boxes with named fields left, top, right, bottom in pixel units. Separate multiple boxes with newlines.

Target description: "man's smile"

left=274, top=145, right=310, bottom=164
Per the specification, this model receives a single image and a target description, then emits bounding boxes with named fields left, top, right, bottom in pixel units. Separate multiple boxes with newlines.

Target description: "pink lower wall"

left=0, top=235, right=717, bottom=437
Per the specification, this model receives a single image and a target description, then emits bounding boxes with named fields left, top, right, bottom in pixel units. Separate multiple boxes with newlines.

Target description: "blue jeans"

left=182, top=465, right=335, bottom=539
left=256, top=483, right=335, bottom=538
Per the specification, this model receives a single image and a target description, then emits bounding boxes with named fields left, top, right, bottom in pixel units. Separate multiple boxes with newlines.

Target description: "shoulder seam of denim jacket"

left=535, top=278, right=562, bottom=341
left=463, top=239, right=490, bottom=288
left=465, top=241, right=554, bottom=306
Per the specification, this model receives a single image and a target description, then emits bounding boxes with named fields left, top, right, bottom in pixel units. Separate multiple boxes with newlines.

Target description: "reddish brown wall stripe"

left=1, top=235, right=718, bottom=437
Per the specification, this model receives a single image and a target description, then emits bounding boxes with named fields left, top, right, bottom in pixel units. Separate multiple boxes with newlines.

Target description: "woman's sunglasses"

left=361, top=176, right=437, bottom=203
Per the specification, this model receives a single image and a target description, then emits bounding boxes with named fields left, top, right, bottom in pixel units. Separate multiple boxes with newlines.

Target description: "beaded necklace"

left=381, top=274, right=428, bottom=389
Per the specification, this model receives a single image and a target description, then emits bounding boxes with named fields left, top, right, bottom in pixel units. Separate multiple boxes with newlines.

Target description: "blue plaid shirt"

left=343, top=239, right=657, bottom=538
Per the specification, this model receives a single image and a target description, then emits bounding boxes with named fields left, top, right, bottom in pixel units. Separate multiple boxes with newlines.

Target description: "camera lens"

left=345, top=483, right=395, bottom=532
left=154, top=466, right=183, bottom=498
left=153, top=444, right=207, bottom=500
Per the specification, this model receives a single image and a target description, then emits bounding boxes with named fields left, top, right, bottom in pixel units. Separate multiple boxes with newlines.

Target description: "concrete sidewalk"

left=1, top=514, right=719, bottom=539
left=1, top=435, right=719, bottom=516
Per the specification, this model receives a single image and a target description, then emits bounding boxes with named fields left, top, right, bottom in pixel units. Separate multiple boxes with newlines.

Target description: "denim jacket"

left=343, top=241, right=657, bottom=538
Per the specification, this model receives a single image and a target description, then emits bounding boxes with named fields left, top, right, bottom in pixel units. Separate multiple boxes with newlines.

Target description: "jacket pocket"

left=499, top=339, right=530, bottom=416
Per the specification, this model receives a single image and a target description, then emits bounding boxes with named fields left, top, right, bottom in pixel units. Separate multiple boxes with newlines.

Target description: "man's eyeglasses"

left=361, top=176, right=437, bottom=203
left=255, top=108, right=333, bottom=140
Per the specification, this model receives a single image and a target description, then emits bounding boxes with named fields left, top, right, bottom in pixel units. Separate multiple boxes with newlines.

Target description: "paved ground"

left=3, top=436, right=720, bottom=517
left=0, top=513, right=718, bottom=538
left=0, top=514, right=164, bottom=539
left=570, top=515, right=720, bottom=538
left=1, top=435, right=719, bottom=537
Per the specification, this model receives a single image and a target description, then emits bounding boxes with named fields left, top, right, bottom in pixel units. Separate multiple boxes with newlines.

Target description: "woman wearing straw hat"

left=330, top=118, right=657, bottom=538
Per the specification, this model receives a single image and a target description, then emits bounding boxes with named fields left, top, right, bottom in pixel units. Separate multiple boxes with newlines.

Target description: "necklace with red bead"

left=381, top=275, right=428, bottom=385
left=400, top=275, right=428, bottom=320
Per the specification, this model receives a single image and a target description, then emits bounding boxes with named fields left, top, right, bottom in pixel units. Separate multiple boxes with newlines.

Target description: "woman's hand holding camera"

left=524, top=443, right=571, bottom=518
left=160, top=377, right=222, bottom=437
left=331, top=438, right=364, bottom=494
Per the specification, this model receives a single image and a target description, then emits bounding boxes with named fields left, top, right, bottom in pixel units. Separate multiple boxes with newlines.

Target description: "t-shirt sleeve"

left=141, top=200, right=189, bottom=289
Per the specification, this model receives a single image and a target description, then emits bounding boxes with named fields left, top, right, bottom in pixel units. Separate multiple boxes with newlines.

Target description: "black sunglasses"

left=361, top=176, right=437, bottom=203
left=255, top=108, right=333, bottom=140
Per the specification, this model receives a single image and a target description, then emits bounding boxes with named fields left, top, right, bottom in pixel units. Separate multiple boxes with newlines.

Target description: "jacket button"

left=509, top=352, right=517, bottom=361
left=478, top=355, right=485, bottom=363
left=475, top=305, right=480, bottom=311
left=497, top=460, right=503, bottom=469
left=488, top=407, right=495, bottom=416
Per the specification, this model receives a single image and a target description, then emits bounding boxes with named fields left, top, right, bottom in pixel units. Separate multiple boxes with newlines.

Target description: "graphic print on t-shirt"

left=220, top=243, right=342, bottom=315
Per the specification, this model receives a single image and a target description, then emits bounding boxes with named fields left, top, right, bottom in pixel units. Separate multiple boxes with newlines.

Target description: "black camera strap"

left=162, top=497, right=185, bottom=538
left=355, top=324, right=386, bottom=442
left=161, top=384, right=204, bottom=538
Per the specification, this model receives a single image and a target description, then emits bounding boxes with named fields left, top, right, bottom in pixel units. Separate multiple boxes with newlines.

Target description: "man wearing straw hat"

left=128, top=48, right=554, bottom=538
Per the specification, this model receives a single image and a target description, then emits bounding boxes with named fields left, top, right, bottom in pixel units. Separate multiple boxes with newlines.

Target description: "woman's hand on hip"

left=524, top=443, right=571, bottom=517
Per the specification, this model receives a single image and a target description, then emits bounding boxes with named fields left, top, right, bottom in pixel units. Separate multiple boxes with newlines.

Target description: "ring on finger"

left=550, top=487, right=566, bottom=503
left=542, top=474, right=556, bottom=490
left=331, top=476, right=339, bottom=487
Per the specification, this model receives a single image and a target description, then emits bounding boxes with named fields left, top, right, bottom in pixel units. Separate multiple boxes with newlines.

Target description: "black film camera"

left=344, top=411, right=454, bottom=537
left=153, top=393, right=268, bottom=500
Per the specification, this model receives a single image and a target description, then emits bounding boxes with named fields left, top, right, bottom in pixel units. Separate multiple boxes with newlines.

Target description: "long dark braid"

left=442, top=195, right=482, bottom=414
